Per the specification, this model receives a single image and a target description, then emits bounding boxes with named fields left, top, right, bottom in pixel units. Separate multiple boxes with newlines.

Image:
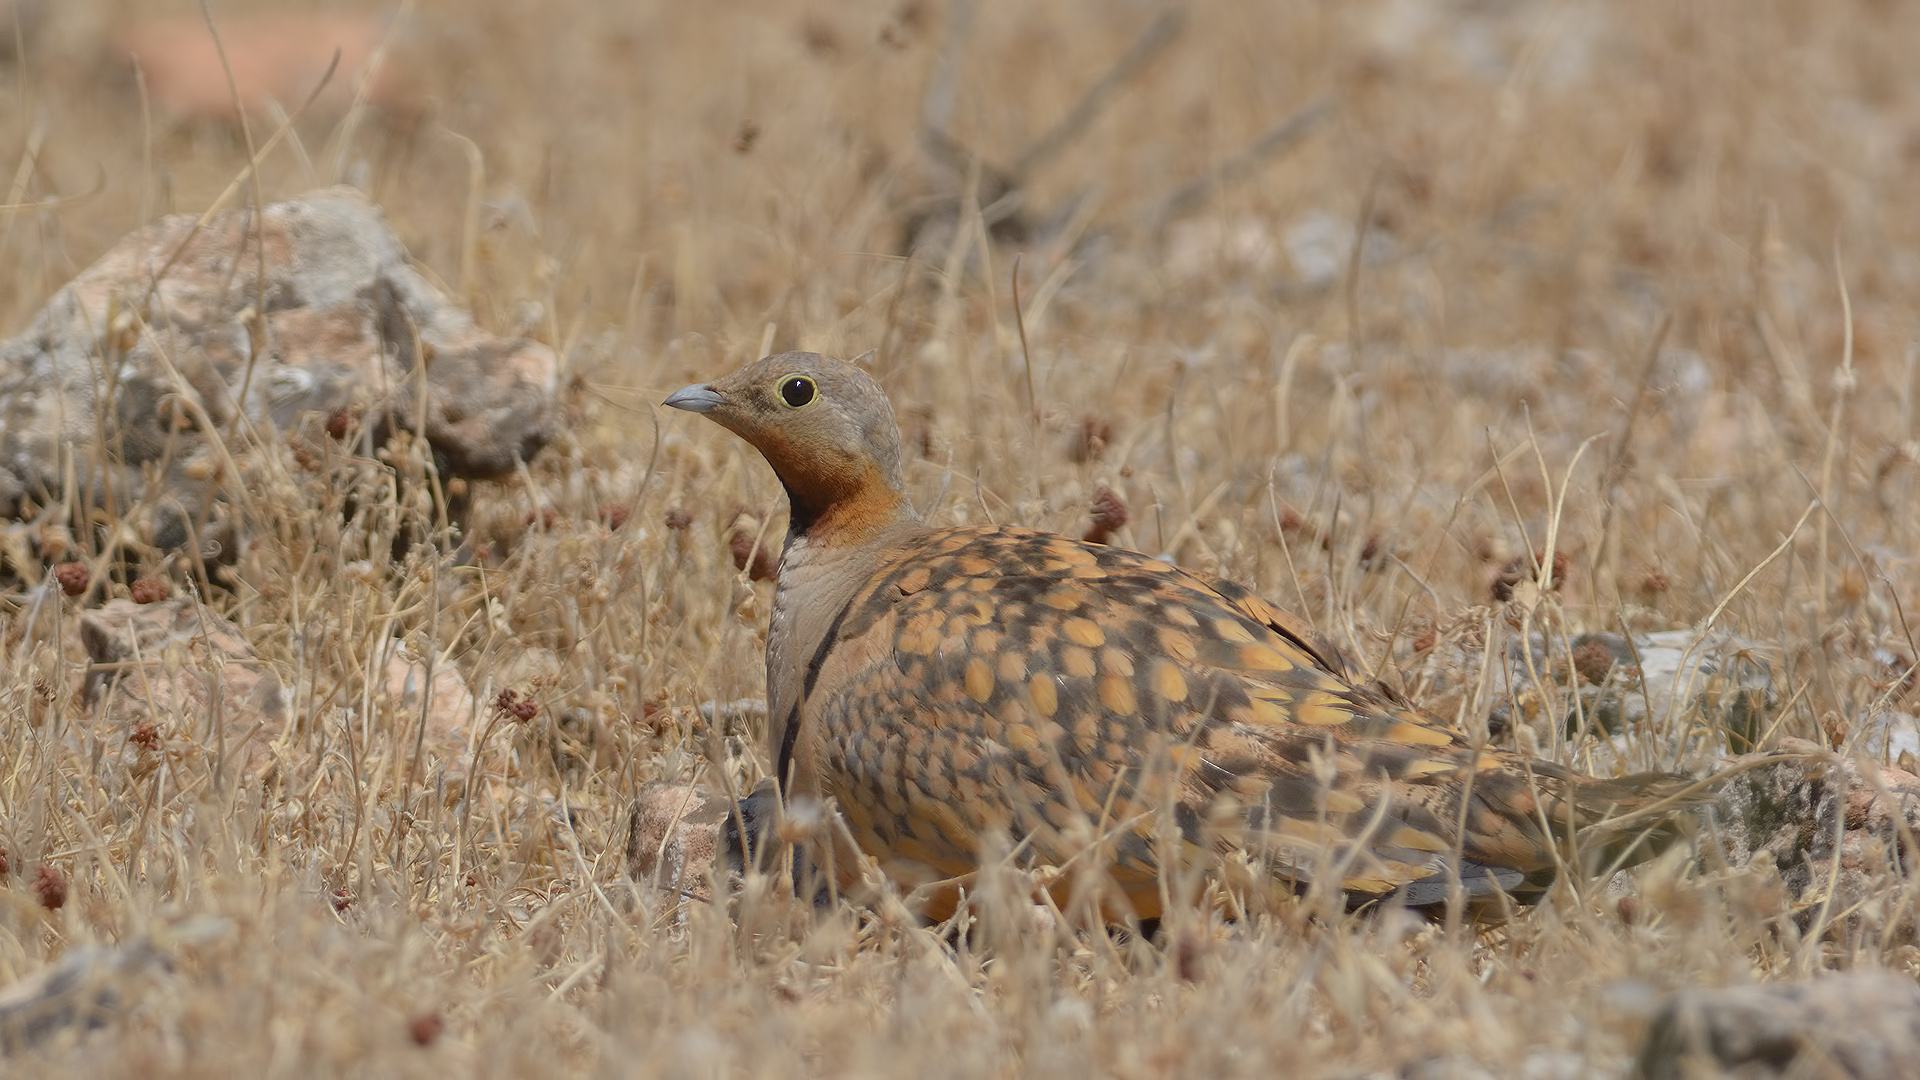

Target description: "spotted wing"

left=795, top=526, right=1603, bottom=917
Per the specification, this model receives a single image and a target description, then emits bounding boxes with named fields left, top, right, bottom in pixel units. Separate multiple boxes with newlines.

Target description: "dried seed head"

left=1175, top=933, right=1206, bottom=982
left=895, top=0, right=929, bottom=31
left=664, top=507, right=693, bottom=530
left=325, top=406, right=356, bottom=440
left=729, top=530, right=778, bottom=582
left=1084, top=486, right=1130, bottom=545
left=799, top=16, right=842, bottom=58
left=1490, top=550, right=1568, bottom=602
left=732, top=119, right=761, bottom=154
left=130, top=576, right=170, bottom=604
left=1626, top=565, right=1671, bottom=599
left=408, top=1011, right=445, bottom=1046
left=1838, top=566, right=1869, bottom=606
left=1358, top=533, right=1382, bottom=567
left=1822, top=712, right=1851, bottom=747
left=494, top=688, right=538, bottom=722
left=1068, top=414, right=1115, bottom=463
left=1571, top=639, right=1615, bottom=686
left=777, top=798, right=827, bottom=843
left=53, top=561, right=88, bottom=596
left=32, top=865, right=67, bottom=910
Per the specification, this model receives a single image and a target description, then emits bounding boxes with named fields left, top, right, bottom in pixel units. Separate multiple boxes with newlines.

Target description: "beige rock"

left=80, top=597, right=287, bottom=773
left=0, top=188, right=558, bottom=551
left=625, top=782, right=730, bottom=905
left=379, top=639, right=478, bottom=780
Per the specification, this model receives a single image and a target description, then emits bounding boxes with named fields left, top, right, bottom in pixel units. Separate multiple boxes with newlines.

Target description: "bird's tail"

left=1555, top=769, right=1716, bottom=874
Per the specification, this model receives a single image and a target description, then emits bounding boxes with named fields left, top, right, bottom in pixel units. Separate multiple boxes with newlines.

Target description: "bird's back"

left=784, top=524, right=1689, bottom=921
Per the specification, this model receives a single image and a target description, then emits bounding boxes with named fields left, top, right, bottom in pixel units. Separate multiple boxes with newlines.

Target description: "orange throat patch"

left=782, top=460, right=909, bottom=548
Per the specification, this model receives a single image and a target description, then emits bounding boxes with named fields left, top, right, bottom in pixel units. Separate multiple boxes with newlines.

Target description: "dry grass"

left=3, top=0, right=1919, bottom=1074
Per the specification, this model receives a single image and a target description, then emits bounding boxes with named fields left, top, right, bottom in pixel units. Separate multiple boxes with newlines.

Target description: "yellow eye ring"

left=778, top=374, right=817, bottom=408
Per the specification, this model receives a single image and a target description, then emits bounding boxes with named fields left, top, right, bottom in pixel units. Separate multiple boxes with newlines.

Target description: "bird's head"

left=664, top=352, right=911, bottom=541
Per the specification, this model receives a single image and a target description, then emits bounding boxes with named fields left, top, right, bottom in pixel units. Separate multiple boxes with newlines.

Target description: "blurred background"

left=7, top=0, right=1913, bottom=364
left=6, top=0, right=1910, bottom=587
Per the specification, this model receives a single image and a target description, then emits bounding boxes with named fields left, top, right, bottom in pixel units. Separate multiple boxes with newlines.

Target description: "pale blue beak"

left=662, top=383, right=724, bottom=413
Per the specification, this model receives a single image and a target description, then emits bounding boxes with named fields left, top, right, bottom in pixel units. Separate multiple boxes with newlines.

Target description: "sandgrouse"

left=666, top=353, right=1696, bottom=922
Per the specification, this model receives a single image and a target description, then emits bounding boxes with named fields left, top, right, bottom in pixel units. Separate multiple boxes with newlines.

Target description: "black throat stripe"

left=779, top=591, right=863, bottom=792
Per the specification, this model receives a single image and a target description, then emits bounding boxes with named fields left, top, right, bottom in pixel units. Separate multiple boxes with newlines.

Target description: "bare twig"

left=1144, top=98, right=1336, bottom=231
left=920, top=0, right=975, bottom=141
left=1010, top=9, right=1185, bottom=179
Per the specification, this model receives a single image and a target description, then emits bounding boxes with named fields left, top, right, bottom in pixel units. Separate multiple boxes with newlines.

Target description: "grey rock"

left=0, top=187, right=556, bottom=550
left=0, top=941, right=167, bottom=1051
left=1380, top=1049, right=1615, bottom=1080
left=1706, top=738, right=1920, bottom=930
left=1491, top=629, right=1778, bottom=754
left=0, top=918, right=230, bottom=1052
left=1567, top=630, right=1778, bottom=751
left=1638, top=973, right=1920, bottom=1079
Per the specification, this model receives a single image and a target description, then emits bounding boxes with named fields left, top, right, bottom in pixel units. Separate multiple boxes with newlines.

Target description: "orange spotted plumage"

left=666, top=353, right=1697, bottom=921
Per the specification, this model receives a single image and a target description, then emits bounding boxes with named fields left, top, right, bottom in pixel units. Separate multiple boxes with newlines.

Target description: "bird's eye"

left=778, top=375, right=817, bottom=408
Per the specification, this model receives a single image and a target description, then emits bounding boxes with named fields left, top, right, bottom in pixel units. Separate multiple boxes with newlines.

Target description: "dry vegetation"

left=3, top=0, right=1920, bottom=1075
